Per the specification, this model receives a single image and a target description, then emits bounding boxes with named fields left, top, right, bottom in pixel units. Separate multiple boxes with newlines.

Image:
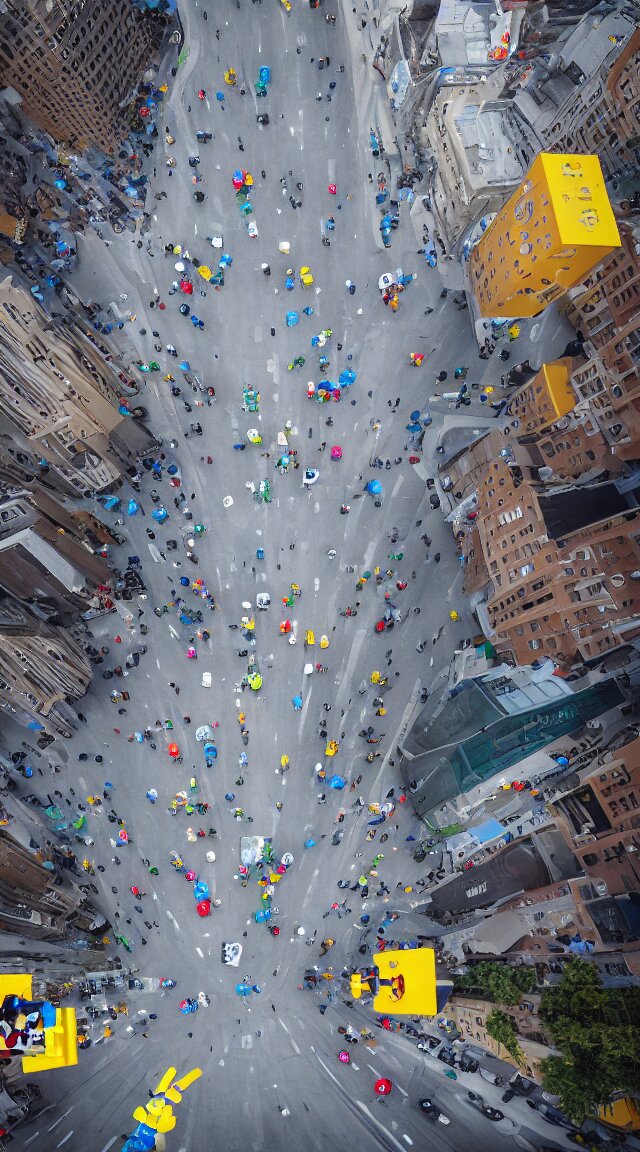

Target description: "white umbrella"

left=174, top=260, right=186, bottom=272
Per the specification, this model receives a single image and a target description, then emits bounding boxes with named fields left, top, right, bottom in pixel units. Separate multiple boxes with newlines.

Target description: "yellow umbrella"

left=172, top=245, right=182, bottom=255
left=198, top=265, right=213, bottom=281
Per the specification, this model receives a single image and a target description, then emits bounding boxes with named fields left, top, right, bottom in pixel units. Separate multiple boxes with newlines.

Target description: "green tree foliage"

left=454, top=962, right=536, bottom=1006
left=538, top=959, right=640, bottom=1124
left=485, top=1009, right=524, bottom=1063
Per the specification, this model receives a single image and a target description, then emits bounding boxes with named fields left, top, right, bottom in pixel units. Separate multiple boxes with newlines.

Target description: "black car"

left=429, top=493, right=441, bottom=509
left=458, top=1055, right=479, bottom=1073
left=195, top=132, right=212, bottom=142
left=526, top=1100, right=573, bottom=1128
left=437, top=1047, right=456, bottom=1066
left=511, top=1075, right=534, bottom=1096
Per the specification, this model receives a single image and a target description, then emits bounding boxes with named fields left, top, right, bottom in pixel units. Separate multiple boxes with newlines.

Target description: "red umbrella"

left=168, top=742, right=180, bottom=758
left=180, top=280, right=193, bottom=295
left=197, top=899, right=211, bottom=917
left=374, top=1078, right=393, bottom=1096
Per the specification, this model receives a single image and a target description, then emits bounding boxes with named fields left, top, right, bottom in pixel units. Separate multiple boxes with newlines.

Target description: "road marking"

left=402, top=1136, right=413, bottom=1145
left=290, top=1038, right=301, bottom=1054
left=24, top=1133, right=40, bottom=1147
left=314, top=577, right=319, bottom=592
left=194, top=223, right=198, bottom=235
left=56, top=1134, right=74, bottom=1148
left=315, top=1052, right=342, bottom=1088
left=98, top=1139, right=119, bottom=1152
left=166, top=910, right=180, bottom=932
left=367, top=1063, right=379, bottom=1076
left=355, top=1103, right=406, bottom=1152
left=396, top=1084, right=408, bottom=1097
left=196, top=946, right=204, bottom=958
left=48, top=1110, right=73, bottom=1132
left=278, top=1018, right=290, bottom=1035
left=241, top=1034, right=253, bottom=1049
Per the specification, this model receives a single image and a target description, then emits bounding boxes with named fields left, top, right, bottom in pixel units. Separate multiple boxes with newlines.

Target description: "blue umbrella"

left=286, top=311, right=299, bottom=326
left=339, top=369, right=356, bottom=386
left=368, top=814, right=386, bottom=826
left=292, top=695, right=303, bottom=710
left=180, top=361, right=191, bottom=371
left=235, top=983, right=252, bottom=996
left=127, top=499, right=139, bottom=516
left=285, top=276, right=295, bottom=291
left=151, top=507, right=168, bottom=522
left=328, top=775, right=345, bottom=789
left=406, top=422, right=422, bottom=434
left=365, top=479, right=382, bottom=495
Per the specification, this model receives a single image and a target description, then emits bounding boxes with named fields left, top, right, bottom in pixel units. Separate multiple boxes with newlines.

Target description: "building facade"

left=0, top=274, right=157, bottom=496
left=446, top=992, right=549, bottom=1081
left=565, top=221, right=640, bottom=466
left=0, top=828, right=105, bottom=944
left=0, top=0, right=169, bottom=153
left=0, top=593, right=92, bottom=738
left=469, top=153, right=620, bottom=318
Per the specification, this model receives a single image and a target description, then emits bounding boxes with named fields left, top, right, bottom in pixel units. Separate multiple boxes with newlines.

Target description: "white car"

left=247, top=219, right=259, bottom=239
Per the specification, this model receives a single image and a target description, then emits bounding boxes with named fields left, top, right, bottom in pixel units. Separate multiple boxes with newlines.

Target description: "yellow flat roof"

left=373, top=949, right=438, bottom=1016
left=539, top=153, right=620, bottom=248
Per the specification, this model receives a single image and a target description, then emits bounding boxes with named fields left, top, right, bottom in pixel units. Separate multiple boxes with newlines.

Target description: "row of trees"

left=454, top=958, right=640, bottom=1123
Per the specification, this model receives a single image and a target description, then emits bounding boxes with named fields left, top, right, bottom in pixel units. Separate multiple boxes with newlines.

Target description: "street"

left=11, top=4, right=574, bottom=1150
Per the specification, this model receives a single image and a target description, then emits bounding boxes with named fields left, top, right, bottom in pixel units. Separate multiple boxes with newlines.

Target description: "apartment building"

left=0, top=592, right=92, bottom=738
left=542, top=23, right=640, bottom=186
left=0, top=491, right=110, bottom=620
left=549, top=734, right=640, bottom=958
left=446, top=992, right=549, bottom=1081
left=566, top=221, right=640, bottom=466
left=0, top=0, right=168, bottom=152
left=0, top=274, right=156, bottom=496
left=0, top=828, right=101, bottom=942
left=469, top=152, right=620, bottom=319
left=474, top=458, right=640, bottom=667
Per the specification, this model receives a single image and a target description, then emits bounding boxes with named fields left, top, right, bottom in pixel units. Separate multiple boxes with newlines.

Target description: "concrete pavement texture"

left=9, top=5, right=575, bottom=1152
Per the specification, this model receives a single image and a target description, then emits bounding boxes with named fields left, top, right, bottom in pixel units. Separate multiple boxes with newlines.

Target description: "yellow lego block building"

left=470, top=153, right=620, bottom=318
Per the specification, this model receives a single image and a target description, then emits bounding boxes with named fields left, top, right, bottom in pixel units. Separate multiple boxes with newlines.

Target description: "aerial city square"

left=0, top=0, right=638, bottom=1148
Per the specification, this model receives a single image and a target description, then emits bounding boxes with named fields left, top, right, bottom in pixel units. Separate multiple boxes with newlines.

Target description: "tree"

left=454, top=962, right=536, bottom=1006
left=485, top=1009, right=524, bottom=1063
left=538, top=959, right=640, bottom=1124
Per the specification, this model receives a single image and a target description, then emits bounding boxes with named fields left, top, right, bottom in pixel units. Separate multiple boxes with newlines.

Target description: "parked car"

left=479, top=1068, right=504, bottom=1086
left=526, top=1100, right=573, bottom=1128
left=437, top=1047, right=457, bottom=1067
left=511, top=1074, right=534, bottom=1096
left=501, top=1087, right=516, bottom=1103
left=429, top=492, right=441, bottom=509
left=458, top=1054, right=480, bottom=1074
